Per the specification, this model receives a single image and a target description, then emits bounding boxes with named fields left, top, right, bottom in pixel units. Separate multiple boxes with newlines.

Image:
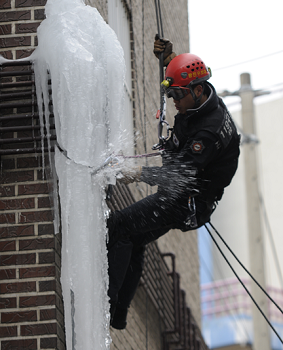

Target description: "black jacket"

left=141, top=82, right=240, bottom=204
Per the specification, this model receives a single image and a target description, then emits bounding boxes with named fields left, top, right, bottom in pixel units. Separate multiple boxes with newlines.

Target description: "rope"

left=154, top=0, right=163, bottom=37
left=208, top=222, right=283, bottom=315
left=153, top=0, right=169, bottom=149
left=205, top=223, right=283, bottom=344
left=142, top=0, right=147, bottom=158
left=199, top=228, right=252, bottom=342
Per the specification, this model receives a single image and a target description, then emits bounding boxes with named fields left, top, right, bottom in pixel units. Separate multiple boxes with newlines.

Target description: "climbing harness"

left=205, top=222, right=283, bottom=344
left=152, top=0, right=171, bottom=150
left=183, top=197, right=198, bottom=229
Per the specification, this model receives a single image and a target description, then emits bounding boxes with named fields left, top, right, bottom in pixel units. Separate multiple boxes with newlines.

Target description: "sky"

left=188, top=0, right=283, bottom=108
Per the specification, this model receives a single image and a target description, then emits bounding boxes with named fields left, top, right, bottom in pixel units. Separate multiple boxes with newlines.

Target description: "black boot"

left=110, top=305, right=128, bottom=330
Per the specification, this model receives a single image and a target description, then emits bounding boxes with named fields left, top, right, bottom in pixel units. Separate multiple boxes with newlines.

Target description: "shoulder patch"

left=190, top=140, right=205, bottom=154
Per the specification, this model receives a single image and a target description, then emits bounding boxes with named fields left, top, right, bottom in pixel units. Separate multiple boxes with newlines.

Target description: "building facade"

left=0, top=1, right=205, bottom=349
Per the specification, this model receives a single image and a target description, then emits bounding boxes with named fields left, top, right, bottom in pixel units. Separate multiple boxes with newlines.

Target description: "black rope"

left=153, top=0, right=168, bottom=149
left=142, top=0, right=147, bottom=157
left=154, top=0, right=163, bottom=37
left=209, top=221, right=283, bottom=315
left=205, top=223, right=283, bottom=344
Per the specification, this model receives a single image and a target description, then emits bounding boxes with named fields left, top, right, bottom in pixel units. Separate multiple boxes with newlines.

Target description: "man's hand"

left=117, top=166, right=142, bottom=185
left=153, top=34, right=176, bottom=66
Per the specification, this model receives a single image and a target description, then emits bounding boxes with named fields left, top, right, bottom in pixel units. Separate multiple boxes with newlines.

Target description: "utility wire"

left=205, top=223, right=283, bottom=344
left=214, top=50, right=283, bottom=71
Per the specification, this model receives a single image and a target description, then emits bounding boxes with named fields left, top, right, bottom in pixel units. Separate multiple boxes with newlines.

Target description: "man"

left=107, top=37, right=240, bottom=329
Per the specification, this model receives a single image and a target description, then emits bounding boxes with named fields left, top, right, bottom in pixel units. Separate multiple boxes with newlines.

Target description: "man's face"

left=173, top=90, right=196, bottom=114
left=173, top=85, right=203, bottom=114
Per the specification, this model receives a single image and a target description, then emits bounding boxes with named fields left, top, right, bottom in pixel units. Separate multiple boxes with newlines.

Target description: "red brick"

left=1, top=338, right=37, bottom=350
left=0, top=24, right=11, bottom=35
left=0, top=281, right=36, bottom=294
left=0, top=36, right=31, bottom=49
left=38, top=196, right=51, bottom=208
left=18, top=183, right=48, bottom=195
left=0, top=225, right=34, bottom=239
left=15, top=0, right=47, bottom=6
left=0, top=240, right=15, bottom=252
left=21, top=322, right=56, bottom=336
left=39, top=280, right=56, bottom=292
left=19, top=294, right=55, bottom=308
left=1, top=158, right=15, bottom=169
left=19, top=210, right=53, bottom=223
left=0, top=10, right=31, bottom=22
left=0, top=253, right=36, bottom=266
left=0, top=185, right=15, bottom=197
left=0, top=325, right=17, bottom=338
left=40, top=308, right=56, bottom=321
left=0, top=50, right=12, bottom=59
left=38, top=251, right=55, bottom=264
left=1, top=310, right=37, bottom=323
left=0, top=198, right=35, bottom=210
left=16, top=48, right=34, bottom=59
left=0, top=213, right=15, bottom=224
left=19, top=266, right=55, bottom=279
left=0, top=297, right=17, bottom=309
left=16, top=22, right=40, bottom=34
left=38, top=223, right=54, bottom=236
left=19, top=237, right=54, bottom=250
left=40, top=337, right=57, bottom=349
left=0, top=0, right=11, bottom=9
left=0, top=170, right=34, bottom=184
left=17, top=156, right=42, bottom=168
left=0, top=268, right=16, bottom=279
left=34, top=8, right=45, bottom=20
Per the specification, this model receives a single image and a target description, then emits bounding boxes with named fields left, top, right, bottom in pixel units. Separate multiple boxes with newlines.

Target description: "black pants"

left=107, top=191, right=213, bottom=309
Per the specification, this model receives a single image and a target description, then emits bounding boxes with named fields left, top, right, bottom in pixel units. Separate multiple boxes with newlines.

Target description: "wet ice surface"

left=32, top=0, right=126, bottom=348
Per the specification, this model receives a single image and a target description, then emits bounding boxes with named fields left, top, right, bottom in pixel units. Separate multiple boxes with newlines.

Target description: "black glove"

left=153, top=34, right=176, bottom=66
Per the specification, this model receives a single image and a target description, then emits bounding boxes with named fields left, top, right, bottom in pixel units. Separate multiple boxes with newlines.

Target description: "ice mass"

left=9, top=0, right=127, bottom=348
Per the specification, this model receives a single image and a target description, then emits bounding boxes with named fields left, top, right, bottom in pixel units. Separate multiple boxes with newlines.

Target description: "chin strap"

left=189, top=83, right=204, bottom=109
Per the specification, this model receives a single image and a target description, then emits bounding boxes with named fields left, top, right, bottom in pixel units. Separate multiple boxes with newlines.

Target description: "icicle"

left=32, top=0, right=126, bottom=349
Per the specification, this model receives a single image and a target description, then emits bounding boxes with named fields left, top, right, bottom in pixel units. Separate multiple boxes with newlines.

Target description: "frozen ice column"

left=33, top=0, right=125, bottom=349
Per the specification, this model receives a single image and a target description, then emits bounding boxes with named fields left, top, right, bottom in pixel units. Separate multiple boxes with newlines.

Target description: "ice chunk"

left=32, top=0, right=126, bottom=348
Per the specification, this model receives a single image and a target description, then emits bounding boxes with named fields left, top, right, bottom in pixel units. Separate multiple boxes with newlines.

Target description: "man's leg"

left=110, top=244, right=145, bottom=329
left=107, top=239, right=133, bottom=308
left=107, top=192, right=188, bottom=328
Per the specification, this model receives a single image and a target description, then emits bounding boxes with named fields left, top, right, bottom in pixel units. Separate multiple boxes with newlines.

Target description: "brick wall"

left=0, top=0, right=46, bottom=60
left=0, top=1, right=64, bottom=348
left=0, top=155, right=65, bottom=350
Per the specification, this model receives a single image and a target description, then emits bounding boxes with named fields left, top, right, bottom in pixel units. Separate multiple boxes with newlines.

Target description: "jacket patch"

left=190, top=140, right=205, bottom=154
left=173, top=133, right=180, bottom=147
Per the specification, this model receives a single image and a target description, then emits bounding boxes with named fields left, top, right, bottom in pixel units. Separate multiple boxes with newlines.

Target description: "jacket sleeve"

left=140, top=130, right=221, bottom=187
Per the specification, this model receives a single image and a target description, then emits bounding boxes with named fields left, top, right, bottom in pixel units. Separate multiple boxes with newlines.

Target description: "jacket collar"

left=176, top=82, right=219, bottom=121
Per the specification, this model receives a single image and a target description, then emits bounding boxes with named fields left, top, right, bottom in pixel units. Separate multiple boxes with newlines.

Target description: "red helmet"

left=165, top=53, right=211, bottom=87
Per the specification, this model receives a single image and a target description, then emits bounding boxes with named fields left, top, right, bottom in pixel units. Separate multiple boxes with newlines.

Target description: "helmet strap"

left=189, top=83, right=204, bottom=108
